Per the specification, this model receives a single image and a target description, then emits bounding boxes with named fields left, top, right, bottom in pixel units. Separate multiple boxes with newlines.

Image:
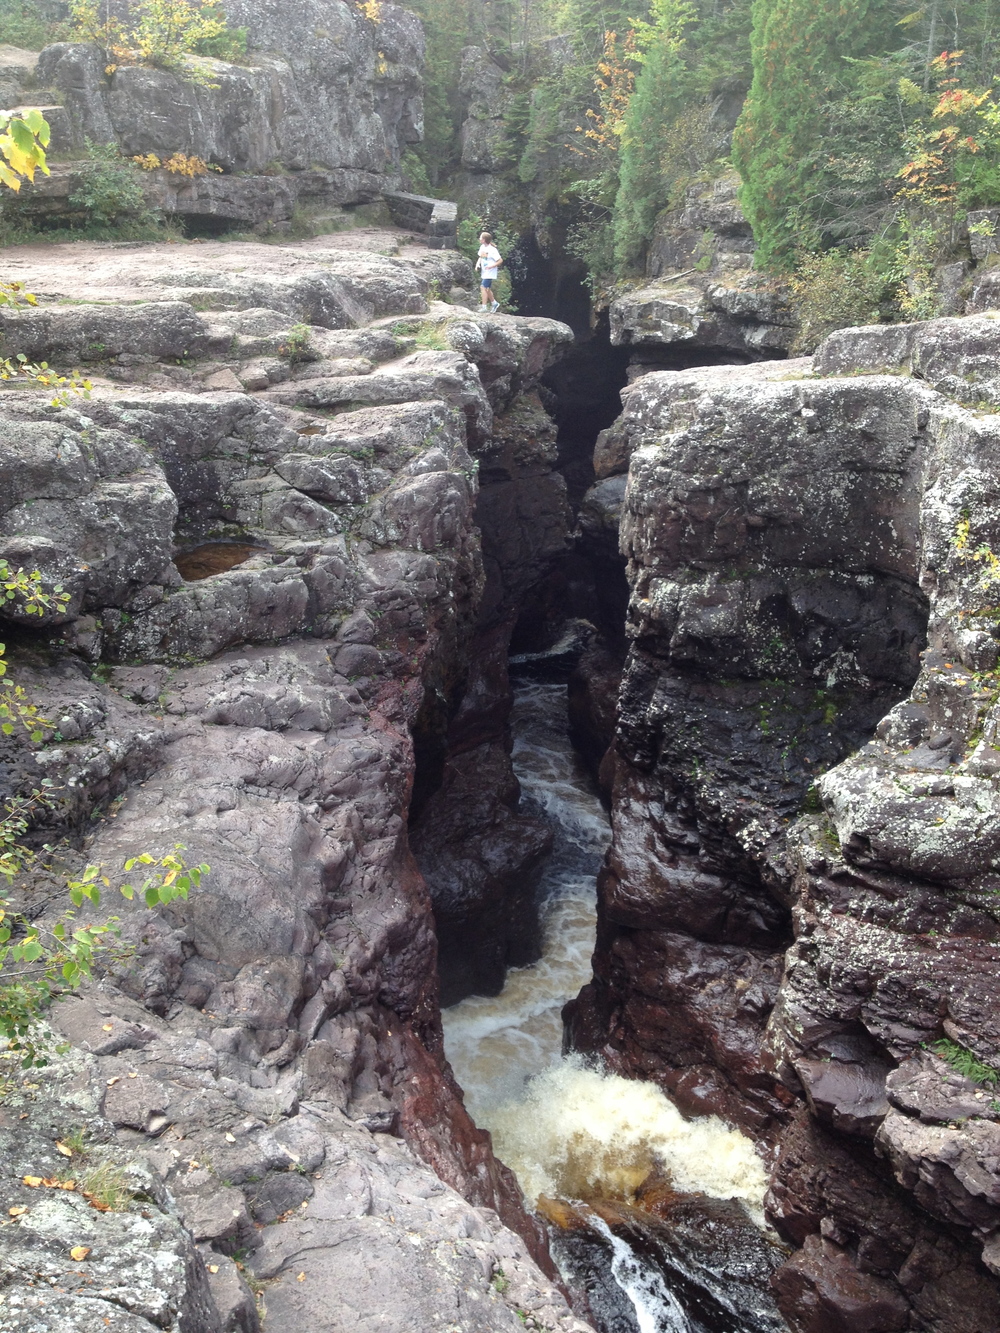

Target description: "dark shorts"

left=480, top=277, right=493, bottom=288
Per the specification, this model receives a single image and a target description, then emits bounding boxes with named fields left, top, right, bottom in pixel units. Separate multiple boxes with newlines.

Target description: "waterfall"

left=587, top=1214, right=693, bottom=1333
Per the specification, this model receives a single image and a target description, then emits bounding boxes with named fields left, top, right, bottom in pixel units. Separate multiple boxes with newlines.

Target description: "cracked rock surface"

left=569, top=317, right=1000, bottom=1330
left=0, top=229, right=584, bottom=1333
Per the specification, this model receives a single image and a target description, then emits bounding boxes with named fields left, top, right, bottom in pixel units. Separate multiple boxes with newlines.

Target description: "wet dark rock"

left=548, top=1193, right=789, bottom=1333
left=411, top=738, right=553, bottom=1004
left=409, top=353, right=576, bottom=1005
left=772, top=1235, right=909, bottom=1333
left=794, top=1058, right=891, bottom=1139
left=885, top=1049, right=997, bottom=1125
left=767, top=1111, right=1000, bottom=1331
left=567, top=640, right=623, bottom=784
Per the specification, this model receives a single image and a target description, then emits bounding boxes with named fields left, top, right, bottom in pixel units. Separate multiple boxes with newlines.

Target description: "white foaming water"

left=588, top=1214, right=692, bottom=1333
left=487, top=1059, right=768, bottom=1223
left=442, top=680, right=768, bottom=1227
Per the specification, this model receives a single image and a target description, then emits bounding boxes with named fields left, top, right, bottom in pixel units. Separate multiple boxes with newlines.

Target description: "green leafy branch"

left=1, top=560, right=70, bottom=743
left=0, top=846, right=207, bottom=1067
left=0, top=562, right=207, bottom=1065
left=0, top=354, right=93, bottom=408
left=0, top=267, right=93, bottom=408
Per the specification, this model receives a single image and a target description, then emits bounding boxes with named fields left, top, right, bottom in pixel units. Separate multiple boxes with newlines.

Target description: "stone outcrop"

left=41, top=0, right=422, bottom=178
left=384, top=190, right=459, bottom=248
left=5, top=1, right=426, bottom=233
left=607, top=173, right=796, bottom=369
left=455, top=44, right=515, bottom=213
left=0, top=228, right=585, bottom=1333
left=408, top=314, right=576, bottom=1004
left=569, top=313, right=1000, bottom=1330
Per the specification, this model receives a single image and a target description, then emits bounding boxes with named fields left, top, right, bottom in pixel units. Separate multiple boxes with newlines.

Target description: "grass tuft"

left=934, top=1038, right=1000, bottom=1087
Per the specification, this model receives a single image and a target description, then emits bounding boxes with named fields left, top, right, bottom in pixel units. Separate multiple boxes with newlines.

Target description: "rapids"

left=442, top=681, right=782, bottom=1332
left=442, top=680, right=606, bottom=1118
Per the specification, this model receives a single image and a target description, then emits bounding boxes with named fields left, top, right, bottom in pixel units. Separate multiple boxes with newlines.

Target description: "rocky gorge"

left=5, top=5, right=1000, bottom=1333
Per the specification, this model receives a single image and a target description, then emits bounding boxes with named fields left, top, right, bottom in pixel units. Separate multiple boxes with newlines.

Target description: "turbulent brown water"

left=442, top=682, right=783, bottom=1333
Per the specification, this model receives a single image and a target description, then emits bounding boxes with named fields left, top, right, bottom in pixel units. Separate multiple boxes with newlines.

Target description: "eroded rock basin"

left=175, top=542, right=268, bottom=581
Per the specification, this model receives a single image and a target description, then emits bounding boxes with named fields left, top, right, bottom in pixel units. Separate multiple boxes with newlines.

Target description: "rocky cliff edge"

left=570, top=310, right=1000, bottom=1331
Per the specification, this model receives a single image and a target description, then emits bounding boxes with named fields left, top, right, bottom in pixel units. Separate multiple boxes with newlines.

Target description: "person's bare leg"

left=480, top=282, right=490, bottom=309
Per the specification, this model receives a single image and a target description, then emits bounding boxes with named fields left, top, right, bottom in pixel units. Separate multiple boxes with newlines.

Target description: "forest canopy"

left=409, top=0, right=1000, bottom=313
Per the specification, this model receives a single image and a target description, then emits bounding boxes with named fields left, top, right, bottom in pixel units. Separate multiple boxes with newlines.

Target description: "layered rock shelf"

left=0, top=227, right=586, bottom=1333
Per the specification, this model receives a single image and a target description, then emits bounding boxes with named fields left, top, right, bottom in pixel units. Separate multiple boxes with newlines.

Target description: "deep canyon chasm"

left=5, top=9, right=1000, bottom=1333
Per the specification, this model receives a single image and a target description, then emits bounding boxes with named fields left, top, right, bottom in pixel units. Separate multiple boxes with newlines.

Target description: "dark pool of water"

left=174, top=542, right=266, bottom=582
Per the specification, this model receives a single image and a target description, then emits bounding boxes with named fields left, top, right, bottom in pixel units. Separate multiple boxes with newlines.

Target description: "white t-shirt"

left=478, top=244, right=501, bottom=280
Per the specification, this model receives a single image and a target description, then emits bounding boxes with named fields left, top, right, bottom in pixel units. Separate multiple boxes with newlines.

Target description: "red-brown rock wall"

left=572, top=327, right=1000, bottom=1329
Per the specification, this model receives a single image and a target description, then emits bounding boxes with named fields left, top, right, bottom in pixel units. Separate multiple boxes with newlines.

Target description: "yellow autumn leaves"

left=0, top=108, right=49, bottom=193
left=132, top=151, right=219, bottom=177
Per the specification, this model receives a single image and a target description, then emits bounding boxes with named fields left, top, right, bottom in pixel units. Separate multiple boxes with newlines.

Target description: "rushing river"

left=442, top=682, right=786, bottom=1333
left=442, top=680, right=606, bottom=1119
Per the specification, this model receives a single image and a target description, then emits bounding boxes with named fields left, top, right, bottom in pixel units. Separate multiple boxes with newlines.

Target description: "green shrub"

left=789, top=244, right=902, bottom=353
left=0, top=0, right=62, bottom=48
left=401, top=149, right=433, bottom=197
left=613, top=1, right=694, bottom=274
left=192, top=22, right=247, bottom=61
left=68, top=0, right=242, bottom=76
left=276, top=323, right=314, bottom=364
left=67, top=140, right=159, bottom=233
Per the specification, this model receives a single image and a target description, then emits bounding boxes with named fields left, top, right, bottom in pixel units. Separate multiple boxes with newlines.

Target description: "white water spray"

left=486, top=1058, right=767, bottom=1221
left=442, top=681, right=770, bottom=1333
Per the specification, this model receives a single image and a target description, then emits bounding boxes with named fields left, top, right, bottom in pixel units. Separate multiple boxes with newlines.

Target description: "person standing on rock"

left=475, top=231, right=503, bottom=313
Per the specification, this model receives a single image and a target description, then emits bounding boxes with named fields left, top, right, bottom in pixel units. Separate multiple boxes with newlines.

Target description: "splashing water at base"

left=486, top=1059, right=768, bottom=1224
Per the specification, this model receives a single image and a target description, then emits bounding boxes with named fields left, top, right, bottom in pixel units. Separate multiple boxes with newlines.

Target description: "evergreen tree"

left=733, top=0, right=899, bottom=268
left=612, top=0, right=694, bottom=270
